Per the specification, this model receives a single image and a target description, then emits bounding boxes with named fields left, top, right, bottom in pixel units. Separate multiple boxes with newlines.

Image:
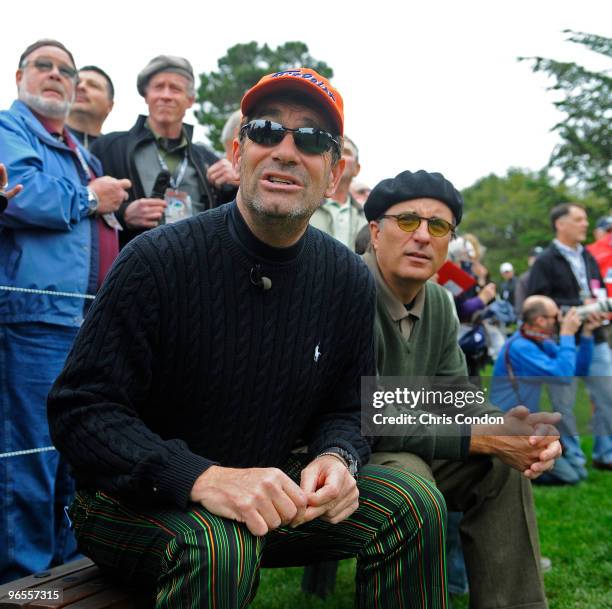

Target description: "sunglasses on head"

left=380, top=213, right=455, bottom=237
left=22, top=58, right=77, bottom=80
left=240, top=119, right=340, bottom=156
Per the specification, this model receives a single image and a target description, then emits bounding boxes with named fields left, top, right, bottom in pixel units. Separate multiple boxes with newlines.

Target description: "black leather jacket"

left=91, top=115, right=236, bottom=247
left=527, top=242, right=606, bottom=343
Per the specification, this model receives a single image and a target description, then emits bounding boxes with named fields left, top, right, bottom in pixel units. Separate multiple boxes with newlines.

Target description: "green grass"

left=251, top=381, right=612, bottom=609
left=532, top=437, right=612, bottom=609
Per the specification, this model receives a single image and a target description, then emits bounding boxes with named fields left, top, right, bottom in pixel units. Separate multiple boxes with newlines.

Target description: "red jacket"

left=587, top=235, right=612, bottom=297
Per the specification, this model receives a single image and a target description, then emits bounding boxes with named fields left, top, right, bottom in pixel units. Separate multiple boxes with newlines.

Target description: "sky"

left=1, top=0, right=610, bottom=191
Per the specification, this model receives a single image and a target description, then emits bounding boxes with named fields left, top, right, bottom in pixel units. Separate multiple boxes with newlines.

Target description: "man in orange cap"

left=49, top=68, right=449, bottom=608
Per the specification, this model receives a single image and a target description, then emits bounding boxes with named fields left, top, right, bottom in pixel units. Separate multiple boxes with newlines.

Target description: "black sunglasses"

left=240, top=120, right=340, bottom=156
left=380, top=213, right=456, bottom=237
left=22, top=58, right=77, bottom=80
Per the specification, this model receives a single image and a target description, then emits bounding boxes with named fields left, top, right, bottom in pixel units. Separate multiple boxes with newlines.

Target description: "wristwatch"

left=317, top=447, right=359, bottom=477
left=86, top=187, right=99, bottom=216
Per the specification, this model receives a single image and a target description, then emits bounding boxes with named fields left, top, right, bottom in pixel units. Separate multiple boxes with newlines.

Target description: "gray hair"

left=221, top=110, right=242, bottom=145
left=18, top=75, right=73, bottom=119
left=344, top=135, right=359, bottom=161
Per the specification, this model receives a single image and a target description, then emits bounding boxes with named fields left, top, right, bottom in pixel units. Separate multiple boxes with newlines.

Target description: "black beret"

left=364, top=170, right=463, bottom=225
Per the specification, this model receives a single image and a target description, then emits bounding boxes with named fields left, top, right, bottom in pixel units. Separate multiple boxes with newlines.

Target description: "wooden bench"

left=0, top=559, right=151, bottom=609
left=1, top=559, right=334, bottom=607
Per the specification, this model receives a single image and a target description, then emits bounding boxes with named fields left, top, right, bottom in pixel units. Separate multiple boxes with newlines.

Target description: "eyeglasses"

left=21, top=58, right=77, bottom=80
left=240, top=119, right=340, bottom=156
left=380, top=213, right=456, bottom=237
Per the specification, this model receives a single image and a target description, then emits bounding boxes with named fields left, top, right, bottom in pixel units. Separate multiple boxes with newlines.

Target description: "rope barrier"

left=0, top=285, right=93, bottom=459
left=0, top=446, right=57, bottom=459
left=0, top=285, right=95, bottom=300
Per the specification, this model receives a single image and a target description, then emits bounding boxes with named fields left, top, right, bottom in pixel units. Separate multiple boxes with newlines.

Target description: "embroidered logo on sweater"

left=314, top=343, right=322, bottom=362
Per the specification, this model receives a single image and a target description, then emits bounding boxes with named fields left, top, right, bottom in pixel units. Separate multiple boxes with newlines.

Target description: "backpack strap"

left=504, top=333, right=547, bottom=404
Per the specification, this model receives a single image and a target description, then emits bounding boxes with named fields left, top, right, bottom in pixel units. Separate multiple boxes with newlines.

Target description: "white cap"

left=500, top=262, right=514, bottom=273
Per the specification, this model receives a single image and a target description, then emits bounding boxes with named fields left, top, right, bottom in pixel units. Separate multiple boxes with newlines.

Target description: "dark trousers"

left=69, top=457, right=448, bottom=609
left=371, top=452, right=548, bottom=609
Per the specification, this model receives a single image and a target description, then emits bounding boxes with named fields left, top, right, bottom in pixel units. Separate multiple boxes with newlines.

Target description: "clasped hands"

left=472, top=406, right=563, bottom=479
left=189, top=455, right=359, bottom=537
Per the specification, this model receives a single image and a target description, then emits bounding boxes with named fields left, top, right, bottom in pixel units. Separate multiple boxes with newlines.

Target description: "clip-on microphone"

left=250, top=265, right=272, bottom=291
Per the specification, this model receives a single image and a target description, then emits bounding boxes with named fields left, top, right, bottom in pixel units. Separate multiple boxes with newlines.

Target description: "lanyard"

left=63, top=129, right=122, bottom=230
left=156, top=148, right=189, bottom=190
left=62, top=129, right=95, bottom=183
left=72, top=144, right=95, bottom=182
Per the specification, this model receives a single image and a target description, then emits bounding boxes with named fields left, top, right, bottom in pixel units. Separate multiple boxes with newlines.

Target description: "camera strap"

left=504, top=332, right=547, bottom=404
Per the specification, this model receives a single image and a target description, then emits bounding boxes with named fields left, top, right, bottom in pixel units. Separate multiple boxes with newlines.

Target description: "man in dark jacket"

left=92, top=55, right=237, bottom=247
left=528, top=202, right=612, bottom=472
left=513, top=246, right=543, bottom=314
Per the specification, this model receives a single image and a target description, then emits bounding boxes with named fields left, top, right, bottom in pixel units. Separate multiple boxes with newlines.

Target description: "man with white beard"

left=0, top=39, right=130, bottom=583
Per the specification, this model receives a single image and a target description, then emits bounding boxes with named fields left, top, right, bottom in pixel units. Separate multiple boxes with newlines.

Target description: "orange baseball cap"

left=241, top=68, right=344, bottom=135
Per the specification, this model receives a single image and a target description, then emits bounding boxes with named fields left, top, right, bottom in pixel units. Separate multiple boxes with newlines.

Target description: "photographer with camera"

left=527, top=203, right=612, bottom=473
left=491, top=297, right=602, bottom=483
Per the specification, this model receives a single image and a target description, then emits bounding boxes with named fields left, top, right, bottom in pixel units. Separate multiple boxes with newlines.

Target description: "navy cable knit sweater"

left=48, top=202, right=375, bottom=508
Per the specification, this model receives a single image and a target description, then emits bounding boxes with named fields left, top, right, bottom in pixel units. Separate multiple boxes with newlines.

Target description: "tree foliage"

left=519, top=30, right=612, bottom=203
left=195, top=42, right=333, bottom=152
left=460, top=168, right=607, bottom=279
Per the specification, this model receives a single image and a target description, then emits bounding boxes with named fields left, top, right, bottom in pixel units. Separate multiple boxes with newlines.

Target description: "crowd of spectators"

left=1, top=37, right=610, bottom=609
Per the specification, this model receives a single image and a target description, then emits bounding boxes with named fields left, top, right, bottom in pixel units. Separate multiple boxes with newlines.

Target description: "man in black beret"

left=364, top=170, right=561, bottom=609
left=91, top=55, right=238, bottom=247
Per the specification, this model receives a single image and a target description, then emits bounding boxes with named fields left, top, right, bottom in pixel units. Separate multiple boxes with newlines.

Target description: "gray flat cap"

left=137, top=55, right=194, bottom=96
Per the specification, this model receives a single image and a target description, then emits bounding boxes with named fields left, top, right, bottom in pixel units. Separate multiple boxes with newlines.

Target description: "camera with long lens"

left=574, top=298, right=612, bottom=321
